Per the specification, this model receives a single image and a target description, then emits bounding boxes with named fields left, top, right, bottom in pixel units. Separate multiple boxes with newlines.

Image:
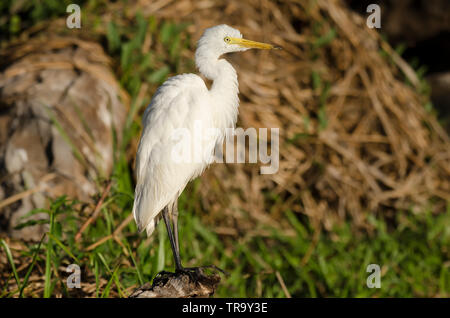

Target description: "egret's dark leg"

left=172, top=200, right=180, bottom=254
left=162, top=206, right=183, bottom=271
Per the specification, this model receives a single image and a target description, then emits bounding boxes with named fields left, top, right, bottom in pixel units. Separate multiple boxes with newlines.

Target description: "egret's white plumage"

left=132, top=25, right=279, bottom=265
left=133, top=73, right=213, bottom=236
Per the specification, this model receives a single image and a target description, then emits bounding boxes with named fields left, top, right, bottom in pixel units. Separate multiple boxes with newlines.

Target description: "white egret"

left=132, top=24, right=280, bottom=272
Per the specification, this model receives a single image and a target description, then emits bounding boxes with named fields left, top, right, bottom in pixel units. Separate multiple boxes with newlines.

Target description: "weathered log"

left=129, top=268, right=222, bottom=298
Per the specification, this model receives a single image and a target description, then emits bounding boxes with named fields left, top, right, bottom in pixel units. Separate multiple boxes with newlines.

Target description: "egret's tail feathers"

left=145, top=214, right=162, bottom=237
left=133, top=203, right=162, bottom=236
left=132, top=185, right=148, bottom=233
left=136, top=220, right=145, bottom=233
left=132, top=185, right=163, bottom=236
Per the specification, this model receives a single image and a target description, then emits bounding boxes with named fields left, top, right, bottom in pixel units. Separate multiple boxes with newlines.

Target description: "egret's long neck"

left=195, top=52, right=239, bottom=130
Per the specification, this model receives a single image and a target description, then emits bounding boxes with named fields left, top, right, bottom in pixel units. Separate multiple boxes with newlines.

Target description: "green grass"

left=0, top=0, right=449, bottom=298
left=2, top=189, right=449, bottom=297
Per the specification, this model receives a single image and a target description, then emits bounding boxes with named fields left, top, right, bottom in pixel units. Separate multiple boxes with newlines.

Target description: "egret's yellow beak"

left=229, top=37, right=281, bottom=50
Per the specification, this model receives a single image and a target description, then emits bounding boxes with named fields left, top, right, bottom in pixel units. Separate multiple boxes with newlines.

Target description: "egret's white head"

left=195, top=24, right=280, bottom=80
left=196, top=24, right=280, bottom=59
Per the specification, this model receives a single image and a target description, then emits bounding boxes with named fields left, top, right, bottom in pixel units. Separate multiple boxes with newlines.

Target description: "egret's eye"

left=224, top=36, right=231, bottom=44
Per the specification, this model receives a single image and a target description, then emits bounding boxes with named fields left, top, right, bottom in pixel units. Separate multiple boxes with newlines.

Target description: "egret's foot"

left=153, top=268, right=202, bottom=285
left=176, top=265, right=228, bottom=280
left=152, top=270, right=171, bottom=285
left=154, top=270, right=173, bottom=279
left=173, top=267, right=199, bottom=282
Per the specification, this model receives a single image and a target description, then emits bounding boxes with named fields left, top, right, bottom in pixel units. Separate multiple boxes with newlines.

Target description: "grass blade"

left=97, top=253, right=125, bottom=297
left=19, top=234, right=46, bottom=297
left=44, top=209, right=55, bottom=298
left=126, top=243, right=144, bottom=286
left=47, top=233, right=80, bottom=264
left=101, top=267, right=116, bottom=298
left=0, top=239, right=21, bottom=293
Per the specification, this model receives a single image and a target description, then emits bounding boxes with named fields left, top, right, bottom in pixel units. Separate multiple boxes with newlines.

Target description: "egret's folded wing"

left=132, top=74, right=210, bottom=235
